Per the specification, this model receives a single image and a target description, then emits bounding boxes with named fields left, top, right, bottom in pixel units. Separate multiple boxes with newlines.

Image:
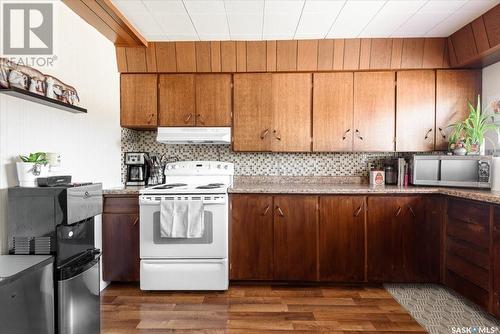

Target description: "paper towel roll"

left=491, top=157, right=500, bottom=190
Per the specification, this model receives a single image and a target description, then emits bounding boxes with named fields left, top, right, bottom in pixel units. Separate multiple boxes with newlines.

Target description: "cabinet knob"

left=147, top=113, right=154, bottom=123
left=133, top=217, right=139, bottom=226
left=394, top=207, right=402, bottom=217
left=355, top=129, right=363, bottom=141
left=407, top=205, right=415, bottom=217
left=262, top=204, right=270, bottom=216
left=353, top=205, right=363, bottom=217
left=438, top=127, right=447, bottom=139
left=184, top=113, right=193, bottom=123
left=342, top=129, right=350, bottom=141
left=273, top=130, right=281, bottom=141
left=260, top=129, right=270, bottom=140
left=197, top=114, right=205, bottom=125
left=424, top=128, right=433, bottom=140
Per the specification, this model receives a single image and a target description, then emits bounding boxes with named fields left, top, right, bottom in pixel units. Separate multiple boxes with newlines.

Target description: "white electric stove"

left=139, top=161, right=234, bottom=291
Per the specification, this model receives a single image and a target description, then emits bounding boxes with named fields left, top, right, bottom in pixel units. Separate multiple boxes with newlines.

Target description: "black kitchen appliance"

left=125, top=152, right=150, bottom=186
left=8, top=183, right=102, bottom=334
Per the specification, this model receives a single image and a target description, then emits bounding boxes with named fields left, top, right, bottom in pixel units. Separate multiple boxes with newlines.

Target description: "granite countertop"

left=103, top=176, right=500, bottom=205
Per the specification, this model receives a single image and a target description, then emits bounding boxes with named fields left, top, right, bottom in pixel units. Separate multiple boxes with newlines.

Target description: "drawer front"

left=448, top=198, right=489, bottom=226
left=447, top=217, right=489, bottom=249
left=446, top=237, right=489, bottom=270
left=494, top=206, right=500, bottom=231
left=66, top=184, right=103, bottom=224
left=445, top=269, right=489, bottom=309
left=445, top=252, right=489, bottom=290
left=104, top=196, right=139, bottom=214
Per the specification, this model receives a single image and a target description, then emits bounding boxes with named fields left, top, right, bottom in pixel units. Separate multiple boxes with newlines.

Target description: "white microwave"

left=410, top=155, right=492, bottom=189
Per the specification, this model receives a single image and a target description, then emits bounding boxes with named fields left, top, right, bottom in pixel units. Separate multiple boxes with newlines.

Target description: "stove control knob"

left=217, top=164, right=222, bottom=169
left=224, top=165, right=229, bottom=170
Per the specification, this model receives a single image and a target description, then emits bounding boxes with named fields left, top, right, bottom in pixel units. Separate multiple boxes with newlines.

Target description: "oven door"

left=139, top=194, right=228, bottom=259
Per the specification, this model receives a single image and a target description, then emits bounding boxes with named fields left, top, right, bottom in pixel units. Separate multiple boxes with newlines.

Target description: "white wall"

left=0, top=0, right=122, bottom=260
left=483, top=61, right=500, bottom=153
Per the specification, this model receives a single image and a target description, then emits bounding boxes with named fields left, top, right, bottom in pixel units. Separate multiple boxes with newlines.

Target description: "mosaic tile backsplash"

left=121, top=129, right=427, bottom=183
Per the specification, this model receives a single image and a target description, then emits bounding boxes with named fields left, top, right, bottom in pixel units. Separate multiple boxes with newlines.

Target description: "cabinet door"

left=274, top=195, right=318, bottom=281
left=158, top=74, right=195, bottom=126
left=102, top=213, right=140, bottom=281
left=271, top=73, right=312, bottom=152
left=353, top=72, right=395, bottom=152
left=319, top=196, right=365, bottom=281
left=121, top=74, right=157, bottom=129
left=313, top=73, right=354, bottom=152
left=435, top=70, right=482, bottom=150
left=195, top=74, right=232, bottom=126
left=396, top=71, right=436, bottom=152
left=230, top=194, right=274, bottom=280
left=493, top=220, right=500, bottom=316
left=367, top=196, right=404, bottom=282
left=402, top=196, right=441, bottom=282
left=233, top=74, right=273, bottom=151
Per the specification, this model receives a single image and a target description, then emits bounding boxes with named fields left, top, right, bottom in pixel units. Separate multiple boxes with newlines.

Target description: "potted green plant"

left=16, top=152, right=48, bottom=187
left=447, top=95, right=499, bottom=155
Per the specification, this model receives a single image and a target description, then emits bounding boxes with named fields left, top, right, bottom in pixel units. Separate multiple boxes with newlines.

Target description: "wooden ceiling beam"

left=62, top=0, right=147, bottom=47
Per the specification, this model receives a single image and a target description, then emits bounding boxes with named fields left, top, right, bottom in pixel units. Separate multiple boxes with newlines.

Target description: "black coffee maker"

left=125, top=152, right=149, bottom=186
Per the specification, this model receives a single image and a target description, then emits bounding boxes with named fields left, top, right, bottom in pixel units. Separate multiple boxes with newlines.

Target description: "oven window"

left=152, top=210, right=214, bottom=245
left=441, top=160, right=478, bottom=182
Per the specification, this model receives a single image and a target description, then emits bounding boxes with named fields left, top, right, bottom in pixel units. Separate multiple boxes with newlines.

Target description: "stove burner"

left=154, top=183, right=188, bottom=189
left=196, top=183, right=225, bottom=189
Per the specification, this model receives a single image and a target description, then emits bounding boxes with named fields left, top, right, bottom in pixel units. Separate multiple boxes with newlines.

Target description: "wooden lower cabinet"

left=230, top=194, right=274, bottom=280
left=102, top=196, right=140, bottom=282
left=274, top=195, right=318, bottom=281
left=319, top=196, right=365, bottom=281
left=492, top=226, right=500, bottom=317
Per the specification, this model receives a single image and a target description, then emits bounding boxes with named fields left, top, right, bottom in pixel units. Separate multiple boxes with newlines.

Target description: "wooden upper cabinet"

left=271, top=73, right=312, bottom=152
left=274, top=195, right=318, bottom=281
left=233, top=74, right=273, bottom=151
left=313, top=73, right=354, bottom=152
left=120, top=74, right=157, bottom=129
left=319, top=196, right=365, bottom=282
left=230, top=194, right=274, bottom=280
left=436, top=70, right=482, bottom=150
left=396, top=70, right=436, bottom=152
left=158, top=74, right=195, bottom=126
left=195, top=74, right=232, bottom=126
left=353, top=72, right=395, bottom=152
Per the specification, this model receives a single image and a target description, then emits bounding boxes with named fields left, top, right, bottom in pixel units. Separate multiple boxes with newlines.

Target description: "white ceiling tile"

left=295, top=0, right=345, bottom=39
left=361, top=0, right=426, bottom=37
left=225, top=0, right=264, bottom=40
left=141, top=0, right=198, bottom=40
left=426, top=0, right=500, bottom=36
left=111, top=0, right=163, bottom=37
left=394, top=0, right=467, bottom=37
left=327, top=0, right=386, bottom=38
left=184, top=0, right=229, bottom=40
left=263, top=0, right=305, bottom=40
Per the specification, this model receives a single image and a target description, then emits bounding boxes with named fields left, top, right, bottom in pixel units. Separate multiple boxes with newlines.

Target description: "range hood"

left=157, top=127, right=231, bottom=144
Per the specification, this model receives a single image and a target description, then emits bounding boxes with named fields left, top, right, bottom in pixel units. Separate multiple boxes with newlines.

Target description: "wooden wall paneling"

left=370, top=38, right=392, bottom=69
left=401, top=38, right=425, bottom=68
left=333, top=39, right=345, bottom=70
left=236, top=41, right=247, bottom=72
left=390, top=39, right=403, bottom=69
left=145, top=43, right=157, bottom=72
left=196, top=42, right=212, bottom=72
left=483, top=5, right=500, bottom=47
left=155, top=43, right=177, bottom=72
left=176, top=42, right=197, bottom=72
left=442, top=42, right=451, bottom=68
left=221, top=41, right=237, bottom=72
left=471, top=17, right=491, bottom=53
left=422, top=38, right=446, bottom=68
left=447, top=38, right=458, bottom=67
left=276, top=40, right=298, bottom=71
left=116, top=47, right=127, bottom=72
left=396, top=70, right=436, bottom=152
left=353, top=71, right=396, bottom=152
left=297, top=40, right=318, bottom=71
left=125, top=47, right=147, bottom=72
left=359, top=39, right=372, bottom=70
left=343, top=39, right=360, bottom=70
left=246, top=41, right=267, bottom=72
left=210, top=41, right=222, bottom=72
left=266, top=41, right=277, bottom=71
left=451, top=25, right=478, bottom=65
left=317, top=40, right=334, bottom=70
left=195, top=74, right=232, bottom=126
left=313, top=72, right=354, bottom=152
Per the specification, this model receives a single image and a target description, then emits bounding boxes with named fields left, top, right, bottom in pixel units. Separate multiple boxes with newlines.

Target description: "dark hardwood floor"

left=101, top=283, right=426, bottom=333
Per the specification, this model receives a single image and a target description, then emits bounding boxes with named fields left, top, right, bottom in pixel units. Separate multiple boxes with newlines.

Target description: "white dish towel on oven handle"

left=160, top=199, right=204, bottom=238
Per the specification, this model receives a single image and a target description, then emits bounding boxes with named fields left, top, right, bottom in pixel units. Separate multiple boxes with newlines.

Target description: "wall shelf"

left=0, top=87, right=87, bottom=114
